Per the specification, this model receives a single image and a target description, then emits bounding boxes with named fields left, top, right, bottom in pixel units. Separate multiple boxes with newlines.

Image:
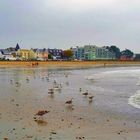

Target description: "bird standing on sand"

left=88, top=96, right=94, bottom=101
left=26, top=77, right=29, bottom=82
left=65, top=98, right=73, bottom=105
left=15, top=81, right=21, bottom=87
left=82, top=90, right=88, bottom=96
left=35, top=110, right=50, bottom=117
left=53, top=80, right=57, bottom=84
left=10, top=79, right=13, bottom=84
left=48, top=88, right=54, bottom=94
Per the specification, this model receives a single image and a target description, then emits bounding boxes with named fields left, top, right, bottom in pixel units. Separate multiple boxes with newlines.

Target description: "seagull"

left=26, top=77, right=29, bottom=82
left=82, top=90, right=88, bottom=96
left=48, top=91, right=54, bottom=94
left=89, top=96, right=94, bottom=101
left=48, top=88, right=54, bottom=91
left=15, top=81, right=21, bottom=87
left=65, top=98, right=73, bottom=105
left=35, top=110, right=50, bottom=116
left=10, top=79, right=13, bottom=84
left=48, top=88, right=54, bottom=94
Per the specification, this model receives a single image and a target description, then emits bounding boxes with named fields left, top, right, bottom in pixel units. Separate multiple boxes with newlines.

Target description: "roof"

left=2, top=49, right=12, bottom=55
left=35, top=48, right=48, bottom=53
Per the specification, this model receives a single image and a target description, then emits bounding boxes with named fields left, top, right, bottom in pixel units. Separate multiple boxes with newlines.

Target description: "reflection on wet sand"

left=0, top=66, right=140, bottom=139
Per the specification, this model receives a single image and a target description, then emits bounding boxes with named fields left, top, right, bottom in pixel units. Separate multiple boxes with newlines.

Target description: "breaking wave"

left=86, top=69, right=140, bottom=80
left=128, top=91, right=140, bottom=109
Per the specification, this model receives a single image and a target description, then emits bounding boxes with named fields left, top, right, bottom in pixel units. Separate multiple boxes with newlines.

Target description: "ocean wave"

left=86, top=69, right=140, bottom=80
left=128, top=91, right=140, bottom=109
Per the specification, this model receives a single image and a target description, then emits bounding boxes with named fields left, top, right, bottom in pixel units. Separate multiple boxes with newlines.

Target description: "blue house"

left=71, top=46, right=85, bottom=60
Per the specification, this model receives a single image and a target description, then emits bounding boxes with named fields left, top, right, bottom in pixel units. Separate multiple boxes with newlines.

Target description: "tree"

left=63, top=49, right=73, bottom=60
left=109, top=46, right=121, bottom=59
left=48, top=53, right=53, bottom=59
left=121, top=49, right=134, bottom=58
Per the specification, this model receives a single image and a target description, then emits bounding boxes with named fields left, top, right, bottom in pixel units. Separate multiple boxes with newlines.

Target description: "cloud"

left=45, top=0, right=118, bottom=12
left=0, top=0, right=140, bottom=52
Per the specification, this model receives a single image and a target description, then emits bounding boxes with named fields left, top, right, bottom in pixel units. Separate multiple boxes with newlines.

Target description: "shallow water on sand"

left=0, top=66, right=140, bottom=139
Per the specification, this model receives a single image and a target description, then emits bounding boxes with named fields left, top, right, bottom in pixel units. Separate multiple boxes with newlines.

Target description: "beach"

left=0, top=65, right=140, bottom=140
left=0, top=60, right=140, bottom=67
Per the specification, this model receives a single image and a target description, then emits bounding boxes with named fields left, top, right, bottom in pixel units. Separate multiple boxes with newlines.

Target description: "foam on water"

left=128, top=90, right=140, bottom=109
left=85, top=67, right=140, bottom=110
left=86, top=69, right=140, bottom=80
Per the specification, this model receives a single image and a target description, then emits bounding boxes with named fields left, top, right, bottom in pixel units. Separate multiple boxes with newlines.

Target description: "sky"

left=0, top=0, right=140, bottom=53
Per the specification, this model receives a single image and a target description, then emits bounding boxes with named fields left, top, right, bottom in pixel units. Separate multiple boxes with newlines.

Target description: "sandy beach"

left=0, top=64, right=140, bottom=140
left=0, top=60, right=140, bottom=67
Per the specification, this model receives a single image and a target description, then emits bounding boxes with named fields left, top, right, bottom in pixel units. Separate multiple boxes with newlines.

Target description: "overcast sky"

left=0, top=0, right=140, bottom=53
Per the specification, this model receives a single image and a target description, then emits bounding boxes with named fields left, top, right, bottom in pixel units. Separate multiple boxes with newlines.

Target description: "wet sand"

left=0, top=66, right=140, bottom=140
left=1, top=95, right=140, bottom=140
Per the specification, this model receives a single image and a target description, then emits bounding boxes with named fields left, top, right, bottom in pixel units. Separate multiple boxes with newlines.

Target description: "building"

left=0, top=50, right=4, bottom=59
left=0, top=44, right=21, bottom=60
left=120, top=49, right=134, bottom=60
left=84, top=45, right=97, bottom=60
left=71, top=46, right=85, bottom=60
left=29, top=49, right=37, bottom=60
left=18, top=49, right=39, bottom=60
left=2, top=49, right=16, bottom=60
left=84, top=45, right=115, bottom=60
left=77, top=47, right=85, bottom=60
left=70, top=47, right=77, bottom=60
left=120, top=55, right=134, bottom=60
left=134, top=54, right=140, bottom=60
left=34, top=48, right=48, bottom=61
left=72, top=45, right=116, bottom=60
left=17, top=49, right=30, bottom=60
left=48, top=48, right=63, bottom=60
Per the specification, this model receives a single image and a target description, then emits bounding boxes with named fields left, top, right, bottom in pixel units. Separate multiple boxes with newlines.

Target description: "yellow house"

left=18, top=49, right=37, bottom=60
left=18, top=49, right=30, bottom=60
left=29, top=49, right=36, bottom=60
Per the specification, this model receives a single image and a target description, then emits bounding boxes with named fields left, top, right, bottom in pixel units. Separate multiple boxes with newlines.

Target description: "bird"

left=48, top=88, right=54, bottom=91
left=53, top=84, right=62, bottom=90
left=53, top=85, right=59, bottom=89
left=35, top=110, right=50, bottom=120
left=46, top=77, right=49, bottom=81
left=53, top=80, right=57, bottom=84
left=82, top=90, right=88, bottom=96
left=42, top=77, right=44, bottom=81
left=48, top=91, right=54, bottom=94
left=79, top=88, right=82, bottom=92
left=10, top=79, right=13, bottom=84
left=48, top=88, right=54, bottom=94
left=88, top=96, right=94, bottom=101
left=65, top=98, right=73, bottom=105
left=15, top=81, right=21, bottom=87
left=65, top=74, right=68, bottom=78
left=35, top=110, right=50, bottom=116
left=26, top=77, right=29, bottom=82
